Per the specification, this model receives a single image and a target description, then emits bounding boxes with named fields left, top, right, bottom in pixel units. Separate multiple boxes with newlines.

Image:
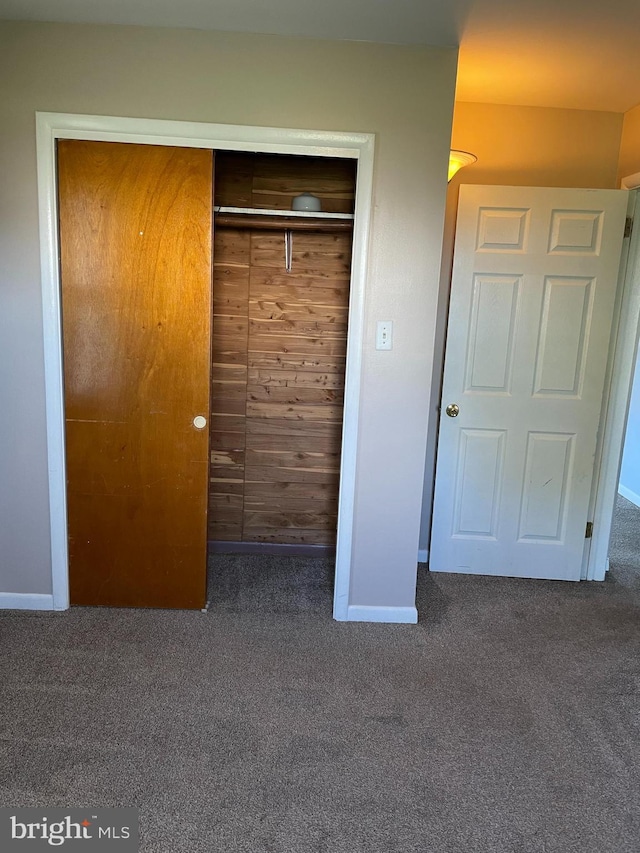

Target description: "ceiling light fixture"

left=448, top=150, right=477, bottom=182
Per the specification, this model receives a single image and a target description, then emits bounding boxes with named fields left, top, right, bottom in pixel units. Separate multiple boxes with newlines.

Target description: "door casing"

left=586, top=187, right=639, bottom=580
left=36, top=111, right=375, bottom=619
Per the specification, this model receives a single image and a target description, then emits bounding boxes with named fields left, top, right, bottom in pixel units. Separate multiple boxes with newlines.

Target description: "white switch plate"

left=376, top=320, right=393, bottom=350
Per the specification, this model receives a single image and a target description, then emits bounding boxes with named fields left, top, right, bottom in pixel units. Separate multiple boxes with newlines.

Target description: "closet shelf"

left=213, top=206, right=354, bottom=232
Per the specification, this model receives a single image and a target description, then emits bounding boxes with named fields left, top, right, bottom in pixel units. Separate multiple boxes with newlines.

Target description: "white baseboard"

left=0, top=593, right=55, bottom=610
left=417, top=549, right=429, bottom=564
left=346, top=605, right=418, bottom=624
left=618, top=484, right=640, bottom=508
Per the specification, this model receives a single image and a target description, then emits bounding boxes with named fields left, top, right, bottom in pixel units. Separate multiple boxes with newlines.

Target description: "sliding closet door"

left=58, top=140, right=213, bottom=608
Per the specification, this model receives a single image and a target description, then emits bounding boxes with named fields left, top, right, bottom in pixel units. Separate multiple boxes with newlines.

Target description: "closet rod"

left=214, top=205, right=353, bottom=220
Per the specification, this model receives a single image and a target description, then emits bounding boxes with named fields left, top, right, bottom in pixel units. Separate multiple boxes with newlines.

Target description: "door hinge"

left=585, top=521, right=593, bottom=539
left=624, top=217, right=634, bottom=239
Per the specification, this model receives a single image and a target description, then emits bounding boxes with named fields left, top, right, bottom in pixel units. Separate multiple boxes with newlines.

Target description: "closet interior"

left=209, top=151, right=357, bottom=553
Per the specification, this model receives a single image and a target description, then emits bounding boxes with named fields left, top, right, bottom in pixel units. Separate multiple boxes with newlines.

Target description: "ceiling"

left=1, top=0, right=639, bottom=113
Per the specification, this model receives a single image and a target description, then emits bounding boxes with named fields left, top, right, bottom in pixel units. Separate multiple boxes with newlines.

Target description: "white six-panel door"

left=430, top=185, right=627, bottom=580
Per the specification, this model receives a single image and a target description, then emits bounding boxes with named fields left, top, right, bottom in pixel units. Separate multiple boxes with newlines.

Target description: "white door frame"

left=587, top=187, right=639, bottom=580
left=35, top=111, right=375, bottom=618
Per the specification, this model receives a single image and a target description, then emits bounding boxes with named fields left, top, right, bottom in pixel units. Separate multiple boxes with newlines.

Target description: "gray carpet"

left=207, top=553, right=335, bottom=614
left=608, top=493, right=640, bottom=593
left=1, top=516, right=640, bottom=852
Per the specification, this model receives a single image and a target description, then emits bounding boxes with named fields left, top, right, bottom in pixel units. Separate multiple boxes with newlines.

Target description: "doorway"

left=587, top=187, right=640, bottom=580
left=58, top=143, right=356, bottom=610
left=209, top=151, right=355, bottom=552
left=36, top=112, right=375, bottom=618
left=208, top=150, right=356, bottom=608
left=604, top=297, right=640, bottom=589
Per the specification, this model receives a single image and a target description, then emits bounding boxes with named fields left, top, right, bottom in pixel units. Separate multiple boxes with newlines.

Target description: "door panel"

left=453, top=428, right=505, bottom=538
left=58, top=140, right=213, bottom=608
left=534, top=276, right=593, bottom=395
left=431, top=185, right=627, bottom=580
left=464, top=274, right=520, bottom=393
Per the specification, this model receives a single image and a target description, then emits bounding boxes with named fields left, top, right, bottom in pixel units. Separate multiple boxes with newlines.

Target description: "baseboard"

left=346, top=605, right=418, bottom=624
left=618, top=484, right=640, bottom=508
left=0, top=593, right=55, bottom=611
left=417, top=549, right=429, bottom=564
left=208, top=540, right=335, bottom=558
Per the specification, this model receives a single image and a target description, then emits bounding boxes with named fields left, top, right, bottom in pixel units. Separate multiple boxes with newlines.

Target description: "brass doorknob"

left=445, top=403, right=460, bottom=418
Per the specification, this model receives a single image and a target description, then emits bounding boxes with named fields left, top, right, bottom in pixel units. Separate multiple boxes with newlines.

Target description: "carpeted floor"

left=608, top=493, right=640, bottom=593
left=1, top=502, right=640, bottom=852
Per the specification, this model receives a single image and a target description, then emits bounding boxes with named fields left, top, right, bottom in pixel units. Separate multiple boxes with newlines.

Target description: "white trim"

left=346, top=605, right=418, bottom=624
left=36, top=116, right=70, bottom=612
left=618, top=484, right=640, bottom=508
left=587, top=190, right=639, bottom=581
left=621, top=172, right=640, bottom=190
left=0, top=593, right=56, bottom=611
left=36, top=112, right=375, bottom=620
left=417, top=549, right=429, bottom=563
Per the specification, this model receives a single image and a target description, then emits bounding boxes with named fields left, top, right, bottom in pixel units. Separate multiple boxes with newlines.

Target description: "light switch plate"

left=376, top=320, right=393, bottom=350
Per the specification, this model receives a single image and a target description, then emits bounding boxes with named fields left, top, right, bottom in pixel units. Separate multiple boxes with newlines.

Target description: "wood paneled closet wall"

left=209, top=152, right=356, bottom=548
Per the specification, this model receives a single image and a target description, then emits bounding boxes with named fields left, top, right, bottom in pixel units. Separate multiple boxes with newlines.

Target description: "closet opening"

left=207, top=151, right=357, bottom=610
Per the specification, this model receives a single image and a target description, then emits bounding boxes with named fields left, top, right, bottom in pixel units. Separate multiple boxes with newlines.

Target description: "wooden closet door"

left=58, top=140, right=213, bottom=609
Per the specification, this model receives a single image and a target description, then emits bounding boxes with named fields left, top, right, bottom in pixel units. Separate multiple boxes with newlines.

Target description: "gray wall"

left=0, top=21, right=456, bottom=609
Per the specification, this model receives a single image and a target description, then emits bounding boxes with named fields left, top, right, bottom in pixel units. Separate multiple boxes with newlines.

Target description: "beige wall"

left=0, top=21, right=457, bottom=611
left=419, top=101, right=625, bottom=553
left=451, top=101, right=623, bottom=189
left=618, top=103, right=640, bottom=184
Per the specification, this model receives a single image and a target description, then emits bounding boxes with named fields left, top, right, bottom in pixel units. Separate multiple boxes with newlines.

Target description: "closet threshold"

left=213, top=206, right=354, bottom=232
